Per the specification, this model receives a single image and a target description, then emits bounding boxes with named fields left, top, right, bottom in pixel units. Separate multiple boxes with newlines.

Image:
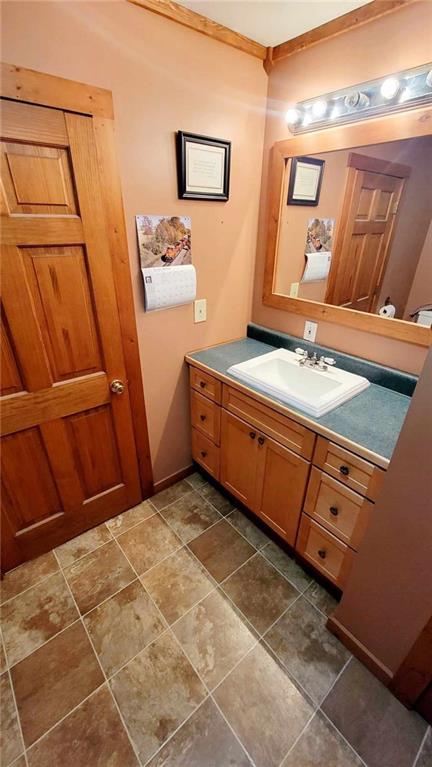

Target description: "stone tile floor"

left=1, top=472, right=430, bottom=767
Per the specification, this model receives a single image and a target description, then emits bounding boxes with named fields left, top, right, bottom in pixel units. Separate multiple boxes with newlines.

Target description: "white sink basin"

left=227, top=348, right=370, bottom=418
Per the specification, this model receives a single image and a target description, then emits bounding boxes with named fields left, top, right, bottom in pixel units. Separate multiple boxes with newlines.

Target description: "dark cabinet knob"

left=318, top=549, right=326, bottom=559
left=200, top=381, right=206, bottom=388
left=200, top=450, right=207, bottom=458
left=329, top=506, right=339, bottom=516
left=249, top=431, right=256, bottom=440
left=258, top=436, right=265, bottom=445
left=200, top=414, right=206, bottom=422
left=340, top=465, right=350, bottom=476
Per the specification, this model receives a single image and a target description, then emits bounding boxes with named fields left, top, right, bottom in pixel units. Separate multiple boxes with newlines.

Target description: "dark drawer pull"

left=339, top=465, right=350, bottom=476
left=249, top=431, right=256, bottom=440
left=200, top=414, right=206, bottom=422
left=200, top=450, right=207, bottom=458
left=258, top=436, right=265, bottom=445
left=199, top=381, right=206, bottom=388
left=318, top=549, right=327, bottom=559
left=329, top=506, right=339, bottom=516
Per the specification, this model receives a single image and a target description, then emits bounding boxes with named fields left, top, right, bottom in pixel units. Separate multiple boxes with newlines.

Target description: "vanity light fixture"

left=285, top=62, right=432, bottom=134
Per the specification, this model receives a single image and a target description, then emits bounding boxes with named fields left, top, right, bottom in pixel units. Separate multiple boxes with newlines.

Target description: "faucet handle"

left=295, top=348, right=308, bottom=357
left=323, top=357, right=336, bottom=366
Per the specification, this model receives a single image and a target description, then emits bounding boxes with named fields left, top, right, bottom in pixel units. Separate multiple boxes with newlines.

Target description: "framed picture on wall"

left=176, top=131, right=231, bottom=201
left=287, top=156, right=325, bottom=206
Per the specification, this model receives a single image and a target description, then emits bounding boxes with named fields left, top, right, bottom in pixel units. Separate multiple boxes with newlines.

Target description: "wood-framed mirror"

left=263, top=106, right=432, bottom=346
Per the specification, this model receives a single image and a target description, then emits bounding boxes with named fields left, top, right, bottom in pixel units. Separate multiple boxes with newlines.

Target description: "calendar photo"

left=136, top=214, right=192, bottom=268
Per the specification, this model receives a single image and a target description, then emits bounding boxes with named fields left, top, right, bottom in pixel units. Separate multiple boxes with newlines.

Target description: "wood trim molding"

left=1, top=62, right=114, bottom=118
left=269, top=0, right=419, bottom=66
left=127, top=0, right=267, bottom=60
left=1, top=62, right=154, bottom=496
left=153, top=463, right=195, bottom=493
left=262, top=105, right=432, bottom=347
left=327, top=615, right=394, bottom=686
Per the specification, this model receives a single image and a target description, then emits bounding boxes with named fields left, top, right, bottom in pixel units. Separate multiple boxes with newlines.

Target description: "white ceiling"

left=177, top=0, right=371, bottom=47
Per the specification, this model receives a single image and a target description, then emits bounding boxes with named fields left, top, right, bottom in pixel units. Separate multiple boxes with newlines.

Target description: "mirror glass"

left=274, top=135, right=432, bottom=326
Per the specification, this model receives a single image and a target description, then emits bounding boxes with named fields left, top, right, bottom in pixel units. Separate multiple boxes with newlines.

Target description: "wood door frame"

left=1, top=62, right=153, bottom=496
left=324, top=151, right=411, bottom=311
left=262, top=104, right=432, bottom=347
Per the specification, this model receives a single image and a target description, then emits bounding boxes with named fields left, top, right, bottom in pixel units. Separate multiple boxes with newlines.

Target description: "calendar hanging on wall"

left=135, top=214, right=196, bottom=311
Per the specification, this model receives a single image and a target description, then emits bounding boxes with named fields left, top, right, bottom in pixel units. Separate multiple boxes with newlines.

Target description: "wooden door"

left=1, top=99, right=142, bottom=571
left=325, top=153, right=409, bottom=313
left=255, top=435, right=309, bottom=546
left=220, top=410, right=258, bottom=508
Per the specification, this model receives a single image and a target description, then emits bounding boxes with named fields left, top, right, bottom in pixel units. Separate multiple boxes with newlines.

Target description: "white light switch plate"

left=303, top=320, right=317, bottom=341
left=194, top=298, right=207, bottom=323
left=289, top=282, right=299, bottom=297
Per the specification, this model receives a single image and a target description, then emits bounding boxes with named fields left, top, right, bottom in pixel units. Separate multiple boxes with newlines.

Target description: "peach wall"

left=1, top=0, right=268, bottom=484
left=405, top=220, right=432, bottom=319
left=253, top=0, right=432, bottom=374
left=333, top=342, right=432, bottom=674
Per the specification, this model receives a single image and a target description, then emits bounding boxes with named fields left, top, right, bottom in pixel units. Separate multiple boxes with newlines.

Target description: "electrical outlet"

left=194, top=298, right=207, bottom=323
left=289, top=282, right=299, bottom=297
left=303, top=320, right=317, bottom=342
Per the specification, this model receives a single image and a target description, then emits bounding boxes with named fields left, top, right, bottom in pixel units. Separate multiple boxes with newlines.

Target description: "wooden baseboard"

left=152, top=464, right=194, bottom=494
left=327, top=615, right=393, bottom=686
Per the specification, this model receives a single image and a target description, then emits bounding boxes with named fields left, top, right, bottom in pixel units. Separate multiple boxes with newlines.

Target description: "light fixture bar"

left=285, top=63, right=432, bottom=134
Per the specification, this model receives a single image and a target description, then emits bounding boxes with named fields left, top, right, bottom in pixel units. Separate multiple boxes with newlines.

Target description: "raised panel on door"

left=220, top=410, right=258, bottom=509
left=22, top=245, right=102, bottom=381
left=1, top=98, right=142, bottom=571
left=255, top=435, right=309, bottom=546
left=326, top=156, right=406, bottom=312
left=1, top=428, right=63, bottom=531
left=1, top=311, right=23, bottom=395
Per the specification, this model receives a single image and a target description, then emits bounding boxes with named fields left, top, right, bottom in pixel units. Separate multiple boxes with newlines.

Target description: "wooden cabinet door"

left=220, top=410, right=258, bottom=508
left=255, top=434, right=309, bottom=546
left=1, top=100, right=142, bottom=570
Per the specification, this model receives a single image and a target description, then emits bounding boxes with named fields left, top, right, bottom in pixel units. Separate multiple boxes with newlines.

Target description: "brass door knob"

left=110, top=379, right=125, bottom=395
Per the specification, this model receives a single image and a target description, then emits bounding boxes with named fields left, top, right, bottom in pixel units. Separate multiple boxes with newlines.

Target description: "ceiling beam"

left=127, top=0, right=267, bottom=60
left=270, top=0, right=419, bottom=67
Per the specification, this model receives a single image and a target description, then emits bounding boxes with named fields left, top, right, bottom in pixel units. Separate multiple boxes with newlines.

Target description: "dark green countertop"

left=187, top=338, right=412, bottom=465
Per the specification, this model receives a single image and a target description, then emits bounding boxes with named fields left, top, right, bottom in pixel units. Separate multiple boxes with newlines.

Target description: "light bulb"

left=380, top=77, right=400, bottom=100
left=330, top=106, right=340, bottom=120
left=311, top=100, right=327, bottom=118
left=302, top=114, right=311, bottom=127
left=426, top=70, right=432, bottom=88
left=285, top=108, right=301, bottom=126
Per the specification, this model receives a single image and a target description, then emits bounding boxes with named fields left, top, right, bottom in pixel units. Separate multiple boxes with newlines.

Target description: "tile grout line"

left=317, top=708, right=368, bottom=767
left=278, top=655, right=355, bottom=767
left=159, top=496, right=327, bottom=707
left=412, top=724, right=430, bottom=767
left=5, top=655, right=29, bottom=767
left=51, top=548, right=144, bottom=767
left=0, top=568, right=62, bottom=608
left=111, top=532, right=259, bottom=767
left=5, top=616, right=83, bottom=672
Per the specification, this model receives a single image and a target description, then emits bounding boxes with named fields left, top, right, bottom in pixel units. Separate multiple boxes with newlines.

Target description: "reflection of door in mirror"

left=274, top=136, right=432, bottom=324
left=325, top=153, right=408, bottom=313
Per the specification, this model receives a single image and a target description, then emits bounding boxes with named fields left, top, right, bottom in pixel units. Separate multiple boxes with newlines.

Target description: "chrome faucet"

left=295, top=348, right=336, bottom=371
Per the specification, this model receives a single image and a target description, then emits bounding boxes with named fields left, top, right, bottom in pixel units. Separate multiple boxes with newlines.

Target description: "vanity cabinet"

left=188, top=363, right=386, bottom=591
left=220, top=409, right=309, bottom=545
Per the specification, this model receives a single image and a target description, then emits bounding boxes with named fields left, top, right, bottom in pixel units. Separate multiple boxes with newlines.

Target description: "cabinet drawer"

left=222, top=385, right=315, bottom=459
left=313, top=436, right=385, bottom=500
left=191, top=390, right=221, bottom=445
left=192, top=428, right=220, bottom=480
left=304, top=467, right=373, bottom=550
left=190, top=367, right=222, bottom=404
left=296, top=514, right=355, bottom=589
